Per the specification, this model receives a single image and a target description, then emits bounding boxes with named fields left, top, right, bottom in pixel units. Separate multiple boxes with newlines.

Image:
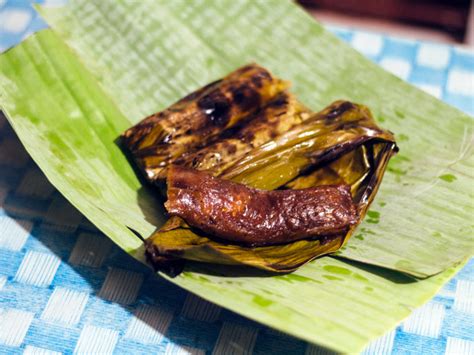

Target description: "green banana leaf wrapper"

left=129, top=83, right=398, bottom=272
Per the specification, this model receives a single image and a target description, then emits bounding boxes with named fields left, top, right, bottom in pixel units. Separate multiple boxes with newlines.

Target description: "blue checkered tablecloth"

left=0, top=1, right=473, bottom=354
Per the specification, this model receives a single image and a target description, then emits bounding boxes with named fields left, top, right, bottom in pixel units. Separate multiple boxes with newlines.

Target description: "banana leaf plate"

left=0, top=1, right=472, bottom=353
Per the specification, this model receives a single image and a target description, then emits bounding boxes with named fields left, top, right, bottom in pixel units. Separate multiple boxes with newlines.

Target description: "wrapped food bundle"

left=122, top=64, right=289, bottom=182
left=121, top=64, right=398, bottom=275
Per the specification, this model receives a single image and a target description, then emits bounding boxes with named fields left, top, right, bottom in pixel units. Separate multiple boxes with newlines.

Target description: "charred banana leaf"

left=172, top=92, right=311, bottom=176
left=121, top=64, right=288, bottom=182
left=146, top=222, right=345, bottom=273
left=221, top=101, right=395, bottom=189
left=145, top=100, right=398, bottom=273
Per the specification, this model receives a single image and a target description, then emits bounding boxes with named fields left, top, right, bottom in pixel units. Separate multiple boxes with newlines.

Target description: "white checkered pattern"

left=417, top=43, right=451, bottom=69
left=351, top=32, right=383, bottom=57
left=447, top=70, right=474, bottom=96
left=379, top=57, right=412, bottom=80
left=15, top=251, right=60, bottom=287
left=402, top=303, right=446, bottom=338
left=41, top=287, right=89, bottom=326
left=74, top=325, right=119, bottom=354
left=0, top=216, right=32, bottom=251
left=0, top=309, right=34, bottom=347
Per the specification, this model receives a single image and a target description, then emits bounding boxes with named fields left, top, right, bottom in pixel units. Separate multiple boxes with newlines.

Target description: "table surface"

left=0, top=1, right=473, bottom=354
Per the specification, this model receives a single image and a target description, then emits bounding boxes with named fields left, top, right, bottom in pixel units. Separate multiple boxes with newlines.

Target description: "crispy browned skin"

left=165, top=166, right=359, bottom=246
left=170, top=92, right=311, bottom=177
left=121, top=64, right=288, bottom=182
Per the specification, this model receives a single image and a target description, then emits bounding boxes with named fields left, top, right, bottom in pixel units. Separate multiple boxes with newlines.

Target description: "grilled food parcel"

left=121, top=64, right=398, bottom=275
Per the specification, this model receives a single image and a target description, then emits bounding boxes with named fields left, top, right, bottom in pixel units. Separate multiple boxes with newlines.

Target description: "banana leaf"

left=173, top=91, right=311, bottom=177
left=0, top=0, right=472, bottom=352
left=146, top=101, right=398, bottom=272
left=121, top=63, right=289, bottom=183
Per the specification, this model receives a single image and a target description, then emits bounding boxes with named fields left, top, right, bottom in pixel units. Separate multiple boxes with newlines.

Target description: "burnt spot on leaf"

left=251, top=75, right=264, bottom=88
left=231, top=84, right=261, bottom=111
left=269, top=129, right=279, bottom=139
left=197, top=90, right=232, bottom=127
left=250, top=68, right=272, bottom=88
left=226, top=144, right=237, bottom=154
left=270, top=95, right=288, bottom=108
left=256, top=69, right=272, bottom=81
left=325, top=101, right=356, bottom=121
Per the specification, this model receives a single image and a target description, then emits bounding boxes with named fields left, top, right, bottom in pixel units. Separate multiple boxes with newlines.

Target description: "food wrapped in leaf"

left=121, top=63, right=288, bottom=182
left=172, top=92, right=311, bottom=176
left=144, top=100, right=397, bottom=273
left=221, top=101, right=395, bottom=188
